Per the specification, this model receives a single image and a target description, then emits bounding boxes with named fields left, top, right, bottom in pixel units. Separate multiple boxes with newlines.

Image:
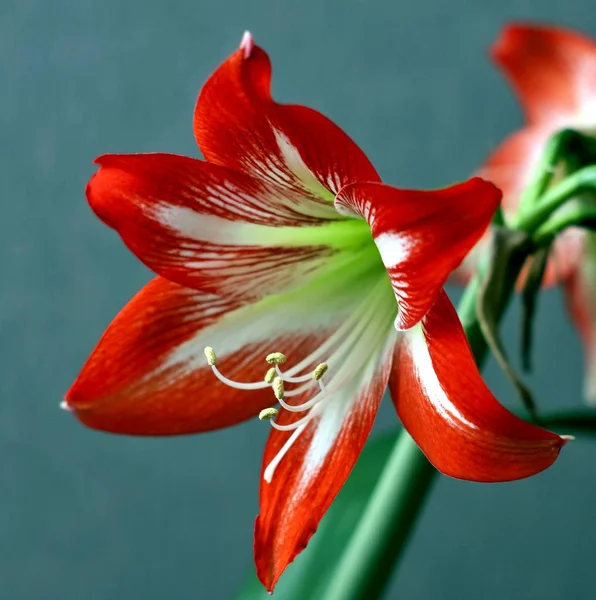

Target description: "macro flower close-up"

left=64, top=33, right=567, bottom=590
left=6, top=3, right=596, bottom=600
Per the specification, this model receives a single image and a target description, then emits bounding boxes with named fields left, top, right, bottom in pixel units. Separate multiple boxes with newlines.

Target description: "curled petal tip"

left=560, top=434, right=575, bottom=442
left=240, top=30, right=254, bottom=58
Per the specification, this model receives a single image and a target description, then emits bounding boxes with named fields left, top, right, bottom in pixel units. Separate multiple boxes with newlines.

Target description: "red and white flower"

left=460, top=23, right=596, bottom=402
left=65, top=32, right=567, bottom=591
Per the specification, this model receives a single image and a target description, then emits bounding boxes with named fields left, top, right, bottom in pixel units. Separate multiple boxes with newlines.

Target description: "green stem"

left=535, top=409, right=596, bottom=436
left=320, top=259, right=520, bottom=600
left=514, top=164, right=596, bottom=234
left=515, top=129, right=585, bottom=221
left=533, top=201, right=596, bottom=245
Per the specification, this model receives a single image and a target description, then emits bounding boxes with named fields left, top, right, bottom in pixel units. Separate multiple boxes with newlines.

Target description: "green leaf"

left=233, top=431, right=398, bottom=600
left=520, top=246, right=550, bottom=373
left=476, top=226, right=536, bottom=415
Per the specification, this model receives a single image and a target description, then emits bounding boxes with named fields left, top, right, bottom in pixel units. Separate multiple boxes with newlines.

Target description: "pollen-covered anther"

left=264, top=367, right=277, bottom=384
left=259, top=407, right=279, bottom=421
left=204, top=346, right=217, bottom=366
left=312, top=363, right=328, bottom=380
left=272, top=377, right=285, bottom=400
left=266, top=352, right=287, bottom=365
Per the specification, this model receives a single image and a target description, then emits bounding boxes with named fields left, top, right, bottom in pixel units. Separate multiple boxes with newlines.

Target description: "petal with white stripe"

left=390, top=290, right=568, bottom=482
left=335, top=178, right=501, bottom=330
left=194, top=34, right=380, bottom=199
left=66, top=259, right=390, bottom=435
left=254, top=275, right=397, bottom=591
left=87, top=153, right=370, bottom=300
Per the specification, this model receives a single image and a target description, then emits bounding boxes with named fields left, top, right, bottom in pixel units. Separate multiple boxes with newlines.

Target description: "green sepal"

left=476, top=226, right=536, bottom=415
left=520, top=246, right=550, bottom=373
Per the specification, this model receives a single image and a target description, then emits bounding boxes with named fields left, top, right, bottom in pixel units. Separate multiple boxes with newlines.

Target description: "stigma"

left=204, top=347, right=330, bottom=482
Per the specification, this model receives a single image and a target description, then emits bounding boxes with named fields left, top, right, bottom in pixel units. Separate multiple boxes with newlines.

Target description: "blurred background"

left=2, top=0, right=595, bottom=598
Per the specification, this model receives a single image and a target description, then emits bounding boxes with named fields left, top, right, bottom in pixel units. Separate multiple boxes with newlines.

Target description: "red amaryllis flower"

left=458, top=23, right=596, bottom=402
left=65, top=32, right=567, bottom=591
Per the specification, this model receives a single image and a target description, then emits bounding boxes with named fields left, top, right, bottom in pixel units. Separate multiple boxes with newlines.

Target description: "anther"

left=272, top=377, right=285, bottom=400
left=264, top=367, right=277, bottom=384
left=312, top=363, right=328, bottom=380
left=266, top=352, right=287, bottom=365
left=204, top=346, right=217, bottom=366
left=259, top=407, right=279, bottom=421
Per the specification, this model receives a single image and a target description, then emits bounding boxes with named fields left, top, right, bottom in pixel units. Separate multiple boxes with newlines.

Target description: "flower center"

left=203, top=347, right=331, bottom=482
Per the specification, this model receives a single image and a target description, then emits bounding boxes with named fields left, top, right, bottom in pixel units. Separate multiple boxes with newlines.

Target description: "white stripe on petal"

left=273, top=128, right=337, bottom=200
left=406, top=324, right=478, bottom=430
left=374, top=232, right=416, bottom=269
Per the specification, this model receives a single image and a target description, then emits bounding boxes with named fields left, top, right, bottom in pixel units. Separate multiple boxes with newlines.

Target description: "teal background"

left=3, top=1, right=595, bottom=598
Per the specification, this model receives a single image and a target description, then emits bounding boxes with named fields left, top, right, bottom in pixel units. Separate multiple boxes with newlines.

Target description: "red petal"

left=335, top=178, right=501, bottom=330
left=563, top=240, right=596, bottom=403
left=390, top=290, right=567, bottom=482
left=478, top=127, right=548, bottom=215
left=492, top=23, right=596, bottom=126
left=66, top=277, right=335, bottom=435
left=254, top=335, right=396, bottom=591
left=86, top=153, right=346, bottom=300
left=194, top=36, right=380, bottom=198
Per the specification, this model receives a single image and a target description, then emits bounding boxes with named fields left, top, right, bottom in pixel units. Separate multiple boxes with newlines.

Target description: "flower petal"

left=492, top=24, right=596, bottom=126
left=254, top=308, right=397, bottom=591
left=334, top=178, right=501, bottom=330
left=563, top=234, right=596, bottom=404
left=66, top=258, right=388, bottom=435
left=87, top=153, right=369, bottom=300
left=390, top=290, right=567, bottom=482
left=194, top=34, right=380, bottom=199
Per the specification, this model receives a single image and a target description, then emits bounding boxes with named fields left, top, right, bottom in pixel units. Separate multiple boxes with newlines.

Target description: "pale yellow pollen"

left=204, top=346, right=217, bottom=366
left=259, top=407, right=279, bottom=421
left=266, top=352, right=287, bottom=365
left=312, top=363, right=329, bottom=380
left=272, top=376, right=285, bottom=400
left=264, top=367, right=277, bottom=384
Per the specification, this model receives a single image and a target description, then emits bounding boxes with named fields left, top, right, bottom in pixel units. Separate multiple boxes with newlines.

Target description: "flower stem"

left=320, top=258, right=519, bottom=600
left=515, top=128, right=588, bottom=222
left=514, top=164, right=596, bottom=234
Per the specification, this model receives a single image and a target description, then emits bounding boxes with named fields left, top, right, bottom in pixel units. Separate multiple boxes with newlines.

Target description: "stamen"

left=266, top=352, right=287, bottom=365
left=259, top=407, right=279, bottom=421
left=275, top=364, right=313, bottom=383
left=264, top=423, right=307, bottom=483
left=204, top=346, right=217, bottom=365
left=278, top=385, right=326, bottom=413
left=203, top=346, right=335, bottom=479
left=272, top=377, right=285, bottom=400
left=204, top=346, right=271, bottom=390
left=284, top=380, right=316, bottom=397
left=264, top=367, right=277, bottom=384
left=313, top=363, right=328, bottom=380
left=270, top=411, right=314, bottom=431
